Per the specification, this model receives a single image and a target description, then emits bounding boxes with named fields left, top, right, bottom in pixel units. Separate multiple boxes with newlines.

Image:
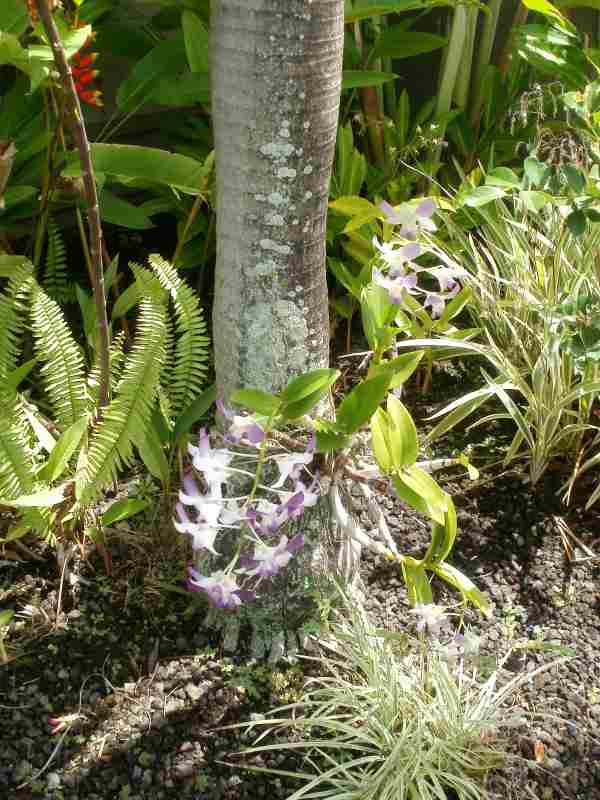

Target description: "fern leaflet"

left=43, top=221, right=72, bottom=303
left=76, top=294, right=167, bottom=504
left=148, top=254, right=209, bottom=418
left=30, top=285, right=88, bottom=430
left=0, top=259, right=35, bottom=382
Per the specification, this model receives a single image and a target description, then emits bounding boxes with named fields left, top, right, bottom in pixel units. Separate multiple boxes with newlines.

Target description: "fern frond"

left=0, top=259, right=35, bottom=382
left=0, top=391, right=36, bottom=500
left=76, top=294, right=167, bottom=504
left=148, top=254, right=209, bottom=418
left=30, top=285, right=88, bottom=430
left=43, top=221, right=72, bottom=303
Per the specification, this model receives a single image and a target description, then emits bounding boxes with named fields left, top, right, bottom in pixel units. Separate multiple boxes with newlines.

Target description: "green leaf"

left=562, top=164, right=586, bottom=193
left=337, top=373, right=391, bottom=434
left=566, top=208, right=587, bottom=236
left=134, top=420, right=170, bottom=485
left=280, top=388, right=330, bottom=420
left=344, top=0, right=424, bottom=23
left=372, top=29, right=447, bottom=60
left=101, top=497, right=149, bottom=527
left=315, top=429, right=352, bottom=452
left=37, top=416, right=88, bottom=483
left=485, top=167, right=521, bottom=189
left=182, top=10, right=209, bottom=72
left=116, top=34, right=188, bottom=112
left=329, top=196, right=380, bottom=218
left=519, top=189, right=552, bottom=213
left=148, top=71, right=210, bottom=105
left=173, top=383, right=216, bottom=441
left=5, top=359, right=36, bottom=393
left=3, top=486, right=66, bottom=508
left=423, top=498, right=457, bottom=565
left=397, top=465, right=449, bottom=524
left=342, top=70, right=397, bottom=89
left=0, top=0, right=30, bottom=36
left=98, top=189, right=154, bottom=230
left=524, top=157, right=550, bottom=187
left=387, top=394, right=418, bottom=467
left=522, top=0, right=572, bottom=26
left=437, top=286, right=472, bottom=325
left=368, top=351, right=424, bottom=388
left=327, top=258, right=362, bottom=299
left=281, top=368, right=339, bottom=405
left=64, top=144, right=206, bottom=196
left=0, top=608, right=13, bottom=627
left=371, top=408, right=393, bottom=473
left=231, top=388, right=281, bottom=416
left=462, top=186, right=506, bottom=207
left=402, top=557, right=433, bottom=606
left=432, top=562, right=491, bottom=616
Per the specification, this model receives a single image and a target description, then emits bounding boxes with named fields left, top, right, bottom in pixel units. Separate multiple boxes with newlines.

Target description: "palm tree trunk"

left=211, top=0, right=344, bottom=403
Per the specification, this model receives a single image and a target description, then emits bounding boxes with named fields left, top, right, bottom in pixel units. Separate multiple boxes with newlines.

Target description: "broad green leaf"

left=173, top=383, right=216, bottom=441
left=182, top=10, right=209, bottom=72
left=111, top=282, right=141, bottom=320
left=387, top=395, right=418, bottom=467
left=327, top=258, right=362, bottom=299
left=102, top=497, right=149, bottom=526
left=5, top=359, right=36, bottom=393
left=402, top=557, right=433, bottom=606
left=21, top=406, right=56, bottom=454
left=432, top=562, right=491, bottom=616
left=148, top=72, right=210, bottom=105
left=562, top=164, right=586, bottom=193
left=343, top=212, right=381, bottom=233
left=2, top=186, right=38, bottom=210
left=371, top=408, right=393, bottom=473
left=342, top=70, right=397, bottom=89
left=134, top=421, right=170, bottom=485
left=566, top=208, right=587, bottom=236
left=37, top=416, right=88, bottom=483
left=522, top=0, right=572, bottom=27
left=392, top=474, right=431, bottom=517
left=315, top=429, right=352, bottom=452
left=361, top=284, right=395, bottom=352
left=0, top=0, right=30, bottom=36
left=0, top=609, right=13, bottom=627
left=485, top=167, right=521, bottom=188
left=98, top=189, right=154, bottom=230
left=337, top=373, right=391, bottom=434
left=524, top=156, right=550, bottom=187
left=64, top=144, right=206, bottom=195
left=372, top=28, right=447, bottom=60
left=280, top=387, right=330, bottom=420
left=231, top=388, right=281, bottom=416
left=423, top=498, right=457, bottom=565
left=462, top=186, right=506, bottom=207
left=519, top=189, right=552, bottom=213
left=368, top=351, right=424, bottom=388
left=329, top=196, right=380, bottom=218
left=437, top=286, right=472, bottom=325
left=3, top=486, right=66, bottom=508
left=116, top=34, right=188, bottom=112
left=399, top=465, right=449, bottom=524
left=344, top=0, right=424, bottom=23
left=281, top=368, right=339, bottom=405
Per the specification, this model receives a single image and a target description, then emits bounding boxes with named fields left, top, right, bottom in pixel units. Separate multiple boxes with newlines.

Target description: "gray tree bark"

left=211, top=0, right=344, bottom=402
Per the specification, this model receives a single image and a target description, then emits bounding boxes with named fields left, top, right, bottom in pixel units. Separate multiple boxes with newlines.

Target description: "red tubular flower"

left=69, top=25, right=103, bottom=107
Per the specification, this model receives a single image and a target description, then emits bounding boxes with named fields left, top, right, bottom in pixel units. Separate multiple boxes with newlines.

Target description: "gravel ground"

left=2, top=374, right=600, bottom=799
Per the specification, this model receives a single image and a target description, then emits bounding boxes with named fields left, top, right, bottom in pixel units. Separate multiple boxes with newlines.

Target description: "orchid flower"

left=187, top=567, right=255, bottom=609
left=372, top=266, right=419, bottom=305
left=188, top=429, right=233, bottom=486
left=423, top=282, right=459, bottom=318
left=408, top=602, right=447, bottom=635
left=372, top=237, right=421, bottom=271
left=272, top=448, right=314, bottom=488
left=379, top=198, right=437, bottom=239
left=247, top=491, right=305, bottom=536
left=240, top=534, right=304, bottom=578
left=217, top=399, right=265, bottom=446
left=178, top=473, right=222, bottom=526
left=174, top=503, right=219, bottom=555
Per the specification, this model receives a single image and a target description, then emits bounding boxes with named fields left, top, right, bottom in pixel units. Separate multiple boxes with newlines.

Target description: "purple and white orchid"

left=372, top=266, right=419, bottom=305
left=188, top=429, right=233, bottom=487
left=217, top=400, right=265, bottom=447
left=240, top=534, right=305, bottom=578
left=174, top=503, right=220, bottom=555
left=187, top=567, right=255, bottom=610
left=379, top=198, right=437, bottom=239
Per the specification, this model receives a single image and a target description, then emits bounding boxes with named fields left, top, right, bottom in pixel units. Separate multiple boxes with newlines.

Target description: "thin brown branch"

left=35, top=0, right=111, bottom=408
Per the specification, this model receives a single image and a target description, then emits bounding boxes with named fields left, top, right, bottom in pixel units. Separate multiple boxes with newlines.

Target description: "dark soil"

left=2, top=364, right=600, bottom=800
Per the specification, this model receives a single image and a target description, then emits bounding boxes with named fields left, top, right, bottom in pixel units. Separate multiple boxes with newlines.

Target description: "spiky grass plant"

left=418, top=201, right=600, bottom=497
left=233, top=599, right=534, bottom=800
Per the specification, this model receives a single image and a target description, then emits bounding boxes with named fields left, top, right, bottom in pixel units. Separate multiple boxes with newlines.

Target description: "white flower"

left=272, top=450, right=314, bottom=488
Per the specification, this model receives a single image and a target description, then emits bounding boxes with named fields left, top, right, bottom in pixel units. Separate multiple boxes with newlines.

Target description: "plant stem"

left=35, top=0, right=111, bottom=408
left=469, top=0, right=502, bottom=129
left=172, top=193, right=206, bottom=266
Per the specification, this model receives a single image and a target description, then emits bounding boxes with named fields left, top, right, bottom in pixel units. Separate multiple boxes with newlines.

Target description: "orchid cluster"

left=174, top=412, right=319, bottom=611
left=372, top=199, right=462, bottom=318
